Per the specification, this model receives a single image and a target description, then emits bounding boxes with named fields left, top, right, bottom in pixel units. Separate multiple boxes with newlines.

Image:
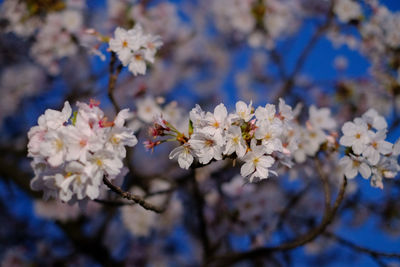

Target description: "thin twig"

left=274, top=2, right=335, bottom=101
left=315, top=158, right=332, bottom=212
left=107, top=52, right=123, bottom=113
left=324, top=231, right=400, bottom=261
left=207, top=177, right=347, bottom=267
left=275, top=182, right=312, bottom=232
left=102, top=176, right=165, bottom=213
left=190, top=169, right=212, bottom=261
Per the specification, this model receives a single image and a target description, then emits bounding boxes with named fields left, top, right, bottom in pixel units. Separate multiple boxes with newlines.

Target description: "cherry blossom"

left=27, top=101, right=138, bottom=203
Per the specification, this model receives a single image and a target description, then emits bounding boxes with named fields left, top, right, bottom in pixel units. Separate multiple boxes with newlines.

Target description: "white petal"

left=241, top=162, right=255, bottom=177
left=359, top=163, right=371, bottom=179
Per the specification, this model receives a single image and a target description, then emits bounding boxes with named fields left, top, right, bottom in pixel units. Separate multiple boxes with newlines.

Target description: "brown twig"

left=102, top=175, right=165, bottom=213
left=274, top=2, right=335, bottom=101
left=325, top=231, right=400, bottom=260
left=107, top=52, right=123, bottom=113
left=207, top=176, right=347, bottom=267
left=315, top=158, right=332, bottom=212
left=324, top=231, right=400, bottom=266
left=275, top=182, right=312, bottom=232
left=190, top=169, right=212, bottom=261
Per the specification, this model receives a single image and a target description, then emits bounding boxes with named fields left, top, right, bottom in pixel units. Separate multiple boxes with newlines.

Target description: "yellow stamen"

left=205, top=139, right=214, bottom=147
left=264, top=133, right=272, bottom=140
left=111, top=135, right=120, bottom=145
left=212, top=121, right=220, bottom=128
left=55, top=139, right=63, bottom=151
left=96, top=159, right=103, bottom=167
left=253, top=157, right=260, bottom=165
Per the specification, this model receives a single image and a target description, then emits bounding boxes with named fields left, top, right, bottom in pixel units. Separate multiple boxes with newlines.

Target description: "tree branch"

left=102, top=175, right=165, bottom=213
left=190, top=169, right=212, bottom=261
left=207, top=176, right=347, bottom=267
left=324, top=231, right=400, bottom=261
left=107, top=52, right=123, bottom=113
left=274, top=2, right=335, bottom=101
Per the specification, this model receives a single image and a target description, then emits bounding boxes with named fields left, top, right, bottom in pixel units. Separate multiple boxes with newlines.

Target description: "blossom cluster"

left=333, top=0, right=362, bottom=23
left=1, top=0, right=85, bottom=74
left=148, top=100, right=298, bottom=182
left=27, top=101, right=138, bottom=203
left=109, top=24, right=163, bottom=76
left=212, top=0, right=300, bottom=48
left=292, top=105, right=337, bottom=163
left=31, top=8, right=83, bottom=75
left=339, top=109, right=400, bottom=188
left=0, top=64, right=44, bottom=125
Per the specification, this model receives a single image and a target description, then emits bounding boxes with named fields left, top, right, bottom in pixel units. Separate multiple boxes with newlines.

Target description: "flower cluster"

left=212, top=0, right=301, bottom=48
left=27, top=101, right=138, bottom=203
left=339, top=109, right=400, bottom=188
left=109, top=24, right=163, bottom=76
left=292, top=105, right=337, bottom=163
left=333, top=0, right=362, bottom=23
left=0, top=0, right=42, bottom=37
left=149, top=100, right=298, bottom=182
left=31, top=8, right=83, bottom=75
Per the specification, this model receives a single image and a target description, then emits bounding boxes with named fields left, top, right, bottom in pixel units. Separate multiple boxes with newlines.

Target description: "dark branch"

left=102, top=175, right=165, bottom=213
left=324, top=231, right=400, bottom=261
left=274, top=2, right=335, bottom=101
left=190, top=169, right=212, bottom=261
left=207, top=177, right=347, bottom=267
left=107, top=52, right=123, bottom=113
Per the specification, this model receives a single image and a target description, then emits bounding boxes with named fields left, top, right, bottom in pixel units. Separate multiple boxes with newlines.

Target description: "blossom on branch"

left=109, top=24, right=163, bottom=76
left=28, top=101, right=137, bottom=204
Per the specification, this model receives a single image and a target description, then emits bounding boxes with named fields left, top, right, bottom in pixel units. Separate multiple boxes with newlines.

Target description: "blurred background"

left=1, top=0, right=400, bottom=266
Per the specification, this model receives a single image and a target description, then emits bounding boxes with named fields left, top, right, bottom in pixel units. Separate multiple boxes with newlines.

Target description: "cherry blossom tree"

left=1, top=0, right=400, bottom=266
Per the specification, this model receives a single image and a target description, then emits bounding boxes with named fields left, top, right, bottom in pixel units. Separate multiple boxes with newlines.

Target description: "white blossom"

left=240, top=140, right=276, bottom=182
left=362, top=108, right=388, bottom=131
left=340, top=118, right=370, bottom=155
left=254, top=122, right=283, bottom=154
left=224, top=125, right=247, bottom=158
left=28, top=101, right=137, bottom=204
left=202, top=103, right=228, bottom=137
left=229, top=101, right=253, bottom=122
left=334, top=0, right=362, bottom=23
left=136, top=96, right=162, bottom=123
left=339, top=155, right=371, bottom=179
left=109, top=24, right=162, bottom=76
left=362, top=130, right=393, bottom=165
left=309, top=105, right=337, bottom=130
left=169, top=144, right=194, bottom=169
left=189, top=132, right=224, bottom=164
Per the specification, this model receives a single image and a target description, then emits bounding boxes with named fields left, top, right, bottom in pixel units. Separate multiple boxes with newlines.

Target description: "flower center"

left=212, top=121, right=220, bottom=128
left=55, top=139, right=63, bottom=152
left=253, top=157, right=260, bottom=166
left=122, top=40, right=128, bottom=47
left=264, top=133, right=272, bottom=140
left=79, top=139, right=87, bottom=147
left=135, top=54, right=143, bottom=61
left=352, top=160, right=360, bottom=168
left=205, top=139, right=214, bottom=147
left=355, top=133, right=361, bottom=139
left=232, top=136, right=239, bottom=144
left=96, top=159, right=103, bottom=167
left=111, top=135, right=120, bottom=145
